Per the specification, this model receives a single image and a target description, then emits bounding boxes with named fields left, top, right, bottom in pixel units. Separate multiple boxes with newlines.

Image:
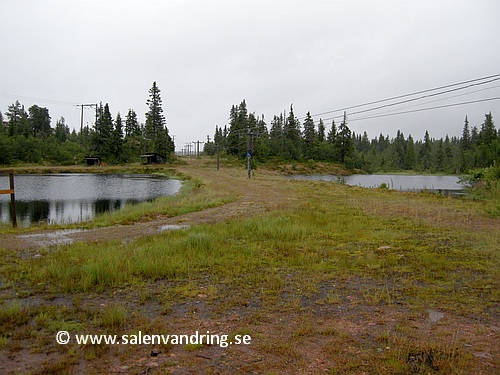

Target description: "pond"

left=0, top=174, right=182, bottom=226
left=290, top=174, right=465, bottom=194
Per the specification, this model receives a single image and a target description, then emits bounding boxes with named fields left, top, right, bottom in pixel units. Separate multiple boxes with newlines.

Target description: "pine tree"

left=28, top=105, right=51, bottom=138
left=5, top=101, right=29, bottom=137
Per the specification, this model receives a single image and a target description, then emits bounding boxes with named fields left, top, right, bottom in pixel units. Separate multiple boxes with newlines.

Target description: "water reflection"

left=0, top=174, right=182, bottom=226
left=291, top=174, right=465, bottom=194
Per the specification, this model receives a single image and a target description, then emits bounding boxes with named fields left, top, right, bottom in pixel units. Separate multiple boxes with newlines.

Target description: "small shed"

left=141, top=153, right=165, bottom=164
left=84, top=156, right=101, bottom=166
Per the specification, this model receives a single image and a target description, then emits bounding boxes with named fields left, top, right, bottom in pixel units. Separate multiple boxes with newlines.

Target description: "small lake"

left=291, top=174, right=465, bottom=194
left=0, top=174, right=182, bottom=226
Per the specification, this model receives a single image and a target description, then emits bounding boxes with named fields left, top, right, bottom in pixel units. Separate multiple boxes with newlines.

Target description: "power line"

left=301, top=73, right=500, bottom=120
left=0, top=92, right=79, bottom=107
left=363, top=84, right=500, bottom=116
left=343, top=97, right=500, bottom=123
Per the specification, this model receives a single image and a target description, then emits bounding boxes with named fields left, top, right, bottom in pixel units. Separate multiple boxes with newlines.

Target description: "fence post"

left=0, top=170, right=17, bottom=228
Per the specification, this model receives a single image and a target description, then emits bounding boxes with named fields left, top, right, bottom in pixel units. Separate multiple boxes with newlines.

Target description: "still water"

left=291, top=174, right=465, bottom=194
left=0, top=174, right=182, bottom=226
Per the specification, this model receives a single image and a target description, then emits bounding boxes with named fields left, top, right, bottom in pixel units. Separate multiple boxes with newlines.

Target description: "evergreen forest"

left=0, top=82, right=174, bottom=165
left=205, top=100, right=499, bottom=174
left=1, top=91, right=499, bottom=174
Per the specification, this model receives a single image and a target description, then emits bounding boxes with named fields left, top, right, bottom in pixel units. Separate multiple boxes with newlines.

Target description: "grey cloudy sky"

left=1, top=0, right=499, bottom=151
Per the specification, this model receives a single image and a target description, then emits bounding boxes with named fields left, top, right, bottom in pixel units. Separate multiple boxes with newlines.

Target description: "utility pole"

left=77, top=104, right=98, bottom=135
left=247, top=128, right=252, bottom=178
left=192, top=140, right=205, bottom=157
left=216, top=144, right=220, bottom=171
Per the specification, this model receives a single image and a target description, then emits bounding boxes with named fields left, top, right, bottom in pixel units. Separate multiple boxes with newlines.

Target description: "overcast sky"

left=1, top=0, right=499, bottom=151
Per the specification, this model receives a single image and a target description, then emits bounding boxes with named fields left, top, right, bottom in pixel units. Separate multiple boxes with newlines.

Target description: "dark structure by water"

left=141, top=153, right=165, bottom=164
left=84, top=156, right=101, bottom=166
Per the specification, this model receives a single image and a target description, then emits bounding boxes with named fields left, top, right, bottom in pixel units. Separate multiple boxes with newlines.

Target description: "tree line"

left=205, top=100, right=500, bottom=173
left=0, top=82, right=174, bottom=165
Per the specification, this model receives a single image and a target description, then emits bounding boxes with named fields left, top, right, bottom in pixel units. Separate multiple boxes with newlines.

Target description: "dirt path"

left=1, top=159, right=296, bottom=252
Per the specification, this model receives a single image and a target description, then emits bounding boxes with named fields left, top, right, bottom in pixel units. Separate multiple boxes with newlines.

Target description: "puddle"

left=158, top=224, right=190, bottom=232
left=19, top=229, right=83, bottom=247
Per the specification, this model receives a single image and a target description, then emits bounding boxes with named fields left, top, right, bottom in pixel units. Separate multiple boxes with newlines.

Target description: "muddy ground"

left=0, top=159, right=498, bottom=374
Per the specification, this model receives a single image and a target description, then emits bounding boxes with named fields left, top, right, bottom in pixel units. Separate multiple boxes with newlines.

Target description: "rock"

left=376, top=246, right=391, bottom=251
left=428, top=309, right=444, bottom=323
left=474, top=352, right=492, bottom=360
left=151, top=349, right=161, bottom=357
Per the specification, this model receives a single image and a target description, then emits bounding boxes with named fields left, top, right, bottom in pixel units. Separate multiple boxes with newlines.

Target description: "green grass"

left=86, top=177, right=233, bottom=228
left=0, top=162, right=498, bottom=374
left=12, top=180, right=497, bottom=313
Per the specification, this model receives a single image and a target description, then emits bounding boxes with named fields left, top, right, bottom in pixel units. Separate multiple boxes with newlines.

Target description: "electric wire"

left=300, top=73, right=499, bottom=120
left=0, top=93, right=79, bottom=107
left=326, top=97, right=500, bottom=123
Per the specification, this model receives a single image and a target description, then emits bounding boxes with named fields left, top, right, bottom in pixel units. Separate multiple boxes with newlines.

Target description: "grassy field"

left=0, top=158, right=498, bottom=374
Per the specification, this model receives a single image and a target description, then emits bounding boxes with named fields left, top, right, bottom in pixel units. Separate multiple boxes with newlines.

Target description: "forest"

left=1, top=92, right=499, bottom=174
left=205, top=100, right=499, bottom=174
left=0, top=82, right=174, bottom=165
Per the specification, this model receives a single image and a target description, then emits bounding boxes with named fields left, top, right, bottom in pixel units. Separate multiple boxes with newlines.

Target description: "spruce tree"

left=145, top=81, right=174, bottom=159
left=227, top=101, right=248, bottom=157
left=434, top=138, right=446, bottom=172
left=92, top=102, right=114, bottom=158
left=283, top=105, right=303, bottom=160
left=317, top=119, right=326, bottom=143
left=327, top=119, right=336, bottom=144
left=461, top=116, right=471, bottom=151
left=269, top=114, right=284, bottom=157
left=112, top=112, right=124, bottom=162
left=404, top=135, right=416, bottom=170
left=302, top=111, right=316, bottom=159
left=419, top=130, right=433, bottom=170
left=476, top=112, right=498, bottom=167
left=125, top=109, right=141, bottom=138
left=335, top=112, right=354, bottom=164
